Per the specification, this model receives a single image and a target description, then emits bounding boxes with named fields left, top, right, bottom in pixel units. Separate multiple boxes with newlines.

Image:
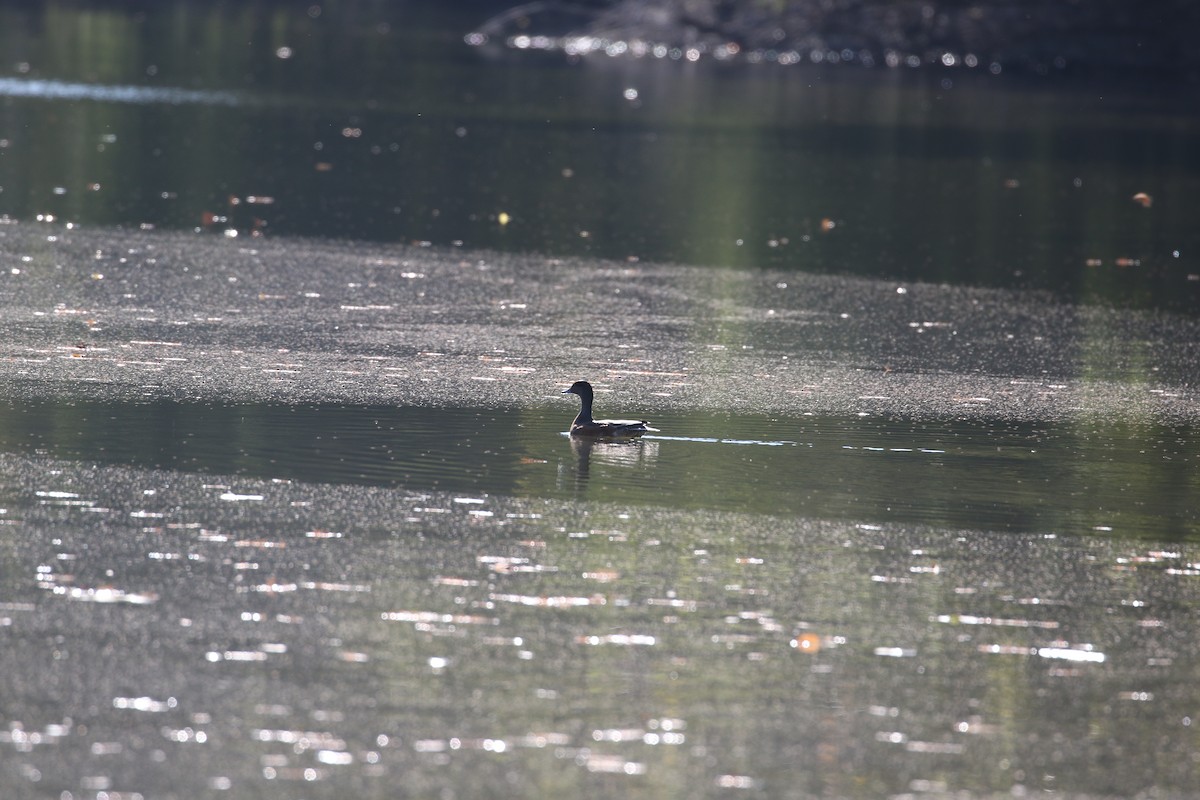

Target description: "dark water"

left=1, top=400, right=1195, bottom=540
left=0, top=1, right=1197, bottom=309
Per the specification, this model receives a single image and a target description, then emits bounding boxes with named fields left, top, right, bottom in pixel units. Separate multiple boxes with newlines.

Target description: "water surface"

left=2, top=399, right=1195, bottom=539
left=0, top=3, right=1198, bottom=797
left=1, top=446, right=1198, bottom=799
left=0, top=2, right=1196, bottom=309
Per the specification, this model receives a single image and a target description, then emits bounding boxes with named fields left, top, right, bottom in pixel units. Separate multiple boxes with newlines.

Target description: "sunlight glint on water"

left=0, top=400, right=1194, bottom=539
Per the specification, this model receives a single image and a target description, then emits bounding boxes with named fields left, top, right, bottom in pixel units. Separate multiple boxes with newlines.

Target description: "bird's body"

left=561, top=380, right=657, bottom=437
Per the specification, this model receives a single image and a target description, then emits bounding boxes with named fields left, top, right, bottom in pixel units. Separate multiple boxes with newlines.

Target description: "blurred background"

left=0, top=0, right=1197, bottom=309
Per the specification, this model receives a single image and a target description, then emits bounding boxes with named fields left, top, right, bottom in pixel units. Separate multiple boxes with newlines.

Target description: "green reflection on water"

left=0, top=400, right=1194, bottom=540
left=0, top=3, right=1197, bottom=310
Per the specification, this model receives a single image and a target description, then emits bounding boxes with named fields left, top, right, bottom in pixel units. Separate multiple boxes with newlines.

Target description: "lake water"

left=1, top=400, right=1196, bottom=539
left=3, top=430, right=1200, bottom=798
left=1, top=1, right=1197, bottom=309
left=0, top=2, right=1199, bottom=798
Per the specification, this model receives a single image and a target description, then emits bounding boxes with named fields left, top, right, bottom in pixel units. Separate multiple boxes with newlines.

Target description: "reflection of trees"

left=0, top=397, right=1193, bottom=539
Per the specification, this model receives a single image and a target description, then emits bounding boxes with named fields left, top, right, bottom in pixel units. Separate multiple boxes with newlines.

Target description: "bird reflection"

left=564, top=435, right=659, bottom=491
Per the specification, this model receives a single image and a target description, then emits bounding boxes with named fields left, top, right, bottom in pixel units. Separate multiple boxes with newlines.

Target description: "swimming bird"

left=561, top=380, right=657, bottom=437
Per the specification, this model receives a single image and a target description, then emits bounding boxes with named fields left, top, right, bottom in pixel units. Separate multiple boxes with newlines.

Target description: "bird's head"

left=562, top=380, right=593, bottom=398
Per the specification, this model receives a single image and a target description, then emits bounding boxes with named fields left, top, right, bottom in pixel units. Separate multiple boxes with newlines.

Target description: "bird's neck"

left=574, top=393, right=594, bottom=424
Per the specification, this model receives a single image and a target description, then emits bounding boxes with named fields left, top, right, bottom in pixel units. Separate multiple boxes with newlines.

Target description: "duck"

left=561, top=380, right=658, bottom=437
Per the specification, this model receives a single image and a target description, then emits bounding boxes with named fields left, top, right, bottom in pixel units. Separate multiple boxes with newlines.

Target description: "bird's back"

left=571, top=418, right=657, bottom=437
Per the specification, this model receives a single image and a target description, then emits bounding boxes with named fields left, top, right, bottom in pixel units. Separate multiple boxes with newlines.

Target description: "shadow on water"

left=1, top=399, right=1194, bottom=540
